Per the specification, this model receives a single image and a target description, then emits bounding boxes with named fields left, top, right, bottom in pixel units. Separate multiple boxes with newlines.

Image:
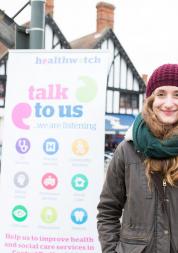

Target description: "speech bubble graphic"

left=76, top=76, right=97, bottom=103
left=12, top=103, right=32, bottom=129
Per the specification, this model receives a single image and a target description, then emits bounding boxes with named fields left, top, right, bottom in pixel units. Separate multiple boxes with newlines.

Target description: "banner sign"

left=0, top=50, right=109, bottom=253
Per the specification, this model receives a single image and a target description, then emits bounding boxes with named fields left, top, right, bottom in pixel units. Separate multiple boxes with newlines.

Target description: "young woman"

left=97, top=64, right=178, bottom=253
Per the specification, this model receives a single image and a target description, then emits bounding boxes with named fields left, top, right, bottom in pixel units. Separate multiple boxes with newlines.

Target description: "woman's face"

left=152, top=86, right=178, bottom=125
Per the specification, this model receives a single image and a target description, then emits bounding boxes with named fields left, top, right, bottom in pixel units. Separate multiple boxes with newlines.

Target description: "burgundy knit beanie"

left=146, top=64, right=178, bottom=97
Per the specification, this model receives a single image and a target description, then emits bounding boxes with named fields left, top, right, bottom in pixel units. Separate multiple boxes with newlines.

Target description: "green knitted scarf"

left=133, top=114, right=178, bottom=159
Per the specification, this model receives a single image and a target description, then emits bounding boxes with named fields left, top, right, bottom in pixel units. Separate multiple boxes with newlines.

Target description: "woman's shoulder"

left=116, top=139, right=134, bottom=152
left=115, top=140, right=143, bottom=163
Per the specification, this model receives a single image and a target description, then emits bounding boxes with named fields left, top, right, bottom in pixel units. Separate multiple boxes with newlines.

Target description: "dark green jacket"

left=97, top=140, right=178, bottom=253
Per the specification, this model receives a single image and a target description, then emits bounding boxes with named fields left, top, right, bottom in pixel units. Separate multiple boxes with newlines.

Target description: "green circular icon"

left=71, top=174, right=88, bottom=191
left=12, top=205, right=28, bottom=222
left=76, top=76, right=97, bottom=103
left=41, top=207, right=58, bottom=224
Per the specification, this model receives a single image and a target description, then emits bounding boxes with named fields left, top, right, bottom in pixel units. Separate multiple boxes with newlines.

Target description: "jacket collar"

left=124, top=124, right=133, bottom=141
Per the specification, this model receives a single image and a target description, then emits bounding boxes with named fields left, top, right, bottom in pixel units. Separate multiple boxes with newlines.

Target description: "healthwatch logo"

left=12, top=76, right=97, bottom=129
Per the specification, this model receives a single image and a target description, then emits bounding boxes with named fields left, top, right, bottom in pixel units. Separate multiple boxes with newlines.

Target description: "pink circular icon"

left=42, top=173, right=58, bottom=190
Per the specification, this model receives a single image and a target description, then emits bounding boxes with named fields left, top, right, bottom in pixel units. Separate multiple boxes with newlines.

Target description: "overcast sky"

left=1, top=0, right=178, bottom=77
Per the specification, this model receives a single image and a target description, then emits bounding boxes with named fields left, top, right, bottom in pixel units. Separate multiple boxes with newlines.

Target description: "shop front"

left=105, top=113, right=135, bottom=152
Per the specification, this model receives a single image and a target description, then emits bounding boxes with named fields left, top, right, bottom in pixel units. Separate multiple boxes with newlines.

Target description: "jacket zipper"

left=154, top=189, right=158, bottom=253
left=163, top=179, right=169, bottom=204
left=163, top=179, right=167, bottom=197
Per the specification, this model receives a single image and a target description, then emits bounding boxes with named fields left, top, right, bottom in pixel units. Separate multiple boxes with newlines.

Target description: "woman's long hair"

left=142, top=95, right=178, bottom=186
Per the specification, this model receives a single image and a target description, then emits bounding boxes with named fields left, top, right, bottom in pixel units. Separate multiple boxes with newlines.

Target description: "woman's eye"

left=156, top=93, right=165, bottom=97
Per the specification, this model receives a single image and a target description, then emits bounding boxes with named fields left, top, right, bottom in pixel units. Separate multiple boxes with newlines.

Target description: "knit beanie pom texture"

left=146, top=64, right=178, bottom=97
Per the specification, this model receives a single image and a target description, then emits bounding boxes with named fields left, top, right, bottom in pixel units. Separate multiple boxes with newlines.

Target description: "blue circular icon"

left=43, top=138, right=59, bottom=155
left=71, top=208, right=88, bottom=225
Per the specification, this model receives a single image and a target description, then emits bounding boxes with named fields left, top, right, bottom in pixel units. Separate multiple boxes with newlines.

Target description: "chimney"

left=45, top=0, right=54, bottom=16
left=96, top=2, right=115, bottom=33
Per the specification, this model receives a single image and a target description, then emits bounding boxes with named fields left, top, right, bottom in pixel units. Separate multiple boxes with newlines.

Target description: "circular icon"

left=42, top=173, right=58, bottom=190
left=12, top=205, right=28, bottom=222
left=71, top=208, right=88, bottom=225
left=16, top=138, right=31, bottom=154
left=14, top=171, right=29, bottom=188
left=72, top=139, right=89, bottom=156
left=43, top=138, right=59, bottom=155
left=71, top=174, right=88, bottom=191
left=41, top=207, right=58, bottom=224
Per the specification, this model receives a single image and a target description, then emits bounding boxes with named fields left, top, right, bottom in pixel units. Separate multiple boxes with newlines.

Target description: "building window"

left=0, top=76, right=6, bottom=107
left=120, top=92, right=139, bottom=109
